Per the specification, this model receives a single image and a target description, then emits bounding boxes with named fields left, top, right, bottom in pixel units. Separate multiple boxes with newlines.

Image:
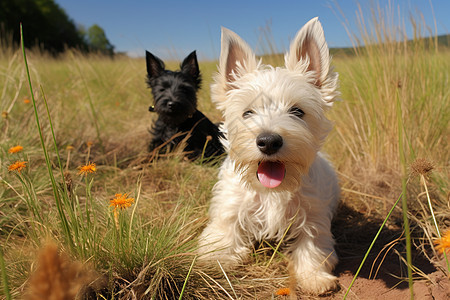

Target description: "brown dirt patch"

left=318, top=203, right=450, bottom=300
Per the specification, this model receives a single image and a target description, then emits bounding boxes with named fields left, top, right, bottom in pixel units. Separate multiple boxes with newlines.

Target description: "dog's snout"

left=167, top=100, right=175, bottom=109
left=256, top=133, right=283, bottom=155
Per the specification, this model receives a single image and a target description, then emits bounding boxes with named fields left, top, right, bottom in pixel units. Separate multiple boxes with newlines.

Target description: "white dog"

left=198, top=18, right=340, bottom=294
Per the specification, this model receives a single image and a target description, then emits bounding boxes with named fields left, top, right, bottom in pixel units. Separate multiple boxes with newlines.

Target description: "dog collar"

left=148, top=106, right=194, bottom=118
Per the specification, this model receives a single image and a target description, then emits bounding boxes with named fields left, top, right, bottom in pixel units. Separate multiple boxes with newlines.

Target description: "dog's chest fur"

left=240, top=191, right=302, bottom=242
left=213, top=158, right=308, bottom=243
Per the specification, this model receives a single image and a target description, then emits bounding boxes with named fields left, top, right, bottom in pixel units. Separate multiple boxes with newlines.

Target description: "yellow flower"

left=8, top=145, right=23, bottom=154
left=1, top=111, right=7, bottom=119
left=66, top=145, right=74, bottom=151
left=275, top=287, right=290, bottom=296
left=109, top=193, right=135, bottom=212
left=8, top=161, right=27, bottom=173
left=435, top=230, right=450, bottom=254
left=77, top=162, right=96, bottom=176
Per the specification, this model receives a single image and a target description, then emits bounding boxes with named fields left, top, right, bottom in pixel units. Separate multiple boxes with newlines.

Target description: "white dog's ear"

left=285, top=18, right=339, bottom=106
left=285, top=17, right=330, bottom=87
left=219, top=27, right=258, bottom=88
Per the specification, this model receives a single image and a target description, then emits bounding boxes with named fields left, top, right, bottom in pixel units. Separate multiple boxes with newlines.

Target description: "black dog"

left=146, top=50, right=224, bottom=160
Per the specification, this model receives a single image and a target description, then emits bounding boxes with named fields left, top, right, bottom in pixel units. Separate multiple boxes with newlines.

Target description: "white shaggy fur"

left=198, top=18, right=340, bottom=294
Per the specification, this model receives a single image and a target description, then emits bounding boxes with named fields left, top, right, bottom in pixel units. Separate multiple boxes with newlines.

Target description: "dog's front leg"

left=288, top=228, right=338, bottom=294
left=198, top=217, right=251, bottom=266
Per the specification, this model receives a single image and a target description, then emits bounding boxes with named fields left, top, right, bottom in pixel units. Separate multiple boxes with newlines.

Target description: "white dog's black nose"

left=256, top=133, right=283, bottom=155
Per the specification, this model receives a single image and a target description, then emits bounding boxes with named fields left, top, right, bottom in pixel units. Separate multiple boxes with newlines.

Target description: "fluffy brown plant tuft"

left=25, top=243, right=96, bottom=300
left=410, top=158, right=434, bottom=177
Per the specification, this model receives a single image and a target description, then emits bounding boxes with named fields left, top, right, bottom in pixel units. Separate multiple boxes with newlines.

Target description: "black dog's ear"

left=146, top=51, right=165, bottom=79
left=181, top=51, right=201, bottom=89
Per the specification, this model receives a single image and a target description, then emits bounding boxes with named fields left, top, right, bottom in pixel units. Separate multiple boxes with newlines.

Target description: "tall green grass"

left=330, top=4, right=449, bottom=187
left=330, top=3, right=449, bottom=298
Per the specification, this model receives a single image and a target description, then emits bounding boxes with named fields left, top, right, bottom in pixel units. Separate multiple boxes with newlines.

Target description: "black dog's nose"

left=256, top=132, right=283, bottom=155
left=167, top=101, right=175, bottom=109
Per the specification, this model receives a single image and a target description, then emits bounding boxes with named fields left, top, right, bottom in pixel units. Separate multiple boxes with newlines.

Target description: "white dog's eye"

left=289, top=107, right=305, bottom=119
left=242, top=110, right=254, bottom=119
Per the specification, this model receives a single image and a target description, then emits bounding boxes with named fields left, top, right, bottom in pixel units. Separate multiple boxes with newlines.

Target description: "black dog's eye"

left=162, top=81, right=171, bottom=89
left=289, top=107, right=305, bottom=119
left=242, top=110, right=254, bottom=119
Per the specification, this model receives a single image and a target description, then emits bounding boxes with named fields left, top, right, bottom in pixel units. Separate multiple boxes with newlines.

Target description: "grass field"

left=0, top=7, right=449, bottom=300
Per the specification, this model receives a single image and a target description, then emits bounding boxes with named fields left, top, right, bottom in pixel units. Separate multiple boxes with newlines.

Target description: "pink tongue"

left=257, top=161, right=286, bottom=188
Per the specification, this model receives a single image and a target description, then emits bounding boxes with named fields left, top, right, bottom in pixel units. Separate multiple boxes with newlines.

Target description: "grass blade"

left=343, top=192, right=402, bottom=299
left=396, top=87, right=413, bottom=299
left=178, top=255, right=197, bottom=300
left=217, top=260, right=237, bottom=300
left=20, top=23, right=74, bottom=250
left=421, top=174, right=450, bottom=272
left=0, top=246, right=11, bottom=300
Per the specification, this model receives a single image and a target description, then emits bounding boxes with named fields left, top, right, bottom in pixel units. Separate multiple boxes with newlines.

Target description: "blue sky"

left=55, top=0, right=449, bottom=61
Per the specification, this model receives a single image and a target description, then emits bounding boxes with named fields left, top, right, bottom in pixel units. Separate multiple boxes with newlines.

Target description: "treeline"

left=0, top=0, right=114, bottom=55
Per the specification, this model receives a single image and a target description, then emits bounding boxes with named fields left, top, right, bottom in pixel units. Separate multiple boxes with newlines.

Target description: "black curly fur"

left=146, top=50, right=224, bottom=160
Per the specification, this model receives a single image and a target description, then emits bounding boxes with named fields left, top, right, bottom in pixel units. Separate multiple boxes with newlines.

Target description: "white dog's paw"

left=298, top=272, right=338, bottom=295
left=197, top=240, right=250, bottom=267
left=197, top=250, right=241, bottom=266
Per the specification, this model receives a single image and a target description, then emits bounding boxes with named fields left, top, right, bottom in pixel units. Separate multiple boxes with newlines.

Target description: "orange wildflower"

left=435, top=230, right=450, bottom=254
left=8, top=145, right=23, bottom=153
left=109, top=193, right=135, bottom=212
left=23, top=98, right=31, bottom=104
left=86, top=141, right=94, bottom=148
left=8, top=161, right=27, bottom=173
left=77, top=162, right=96, bottom=176
left=66, top=145, right=74, bottom=151
left=275, top=287, right=290, bottom=296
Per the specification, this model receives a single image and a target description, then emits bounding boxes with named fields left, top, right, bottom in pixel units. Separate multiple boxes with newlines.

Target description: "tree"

left=0, top=0, right=89, bottom=53
left=0, top=0, right=115, bottom=55
left=87, top=24, right=114, bottom=55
